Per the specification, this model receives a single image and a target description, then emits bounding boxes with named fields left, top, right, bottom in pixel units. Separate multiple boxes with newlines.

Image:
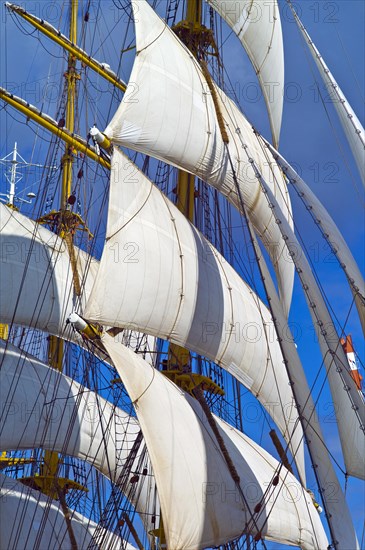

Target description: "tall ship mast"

left=0, top=1, right=364, bottom=549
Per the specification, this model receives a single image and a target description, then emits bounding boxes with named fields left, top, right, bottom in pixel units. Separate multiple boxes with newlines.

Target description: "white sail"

left=263, top=138, right=365, bottom=335
left=0, top=340, right=137, bottom=478
left=0, top=203, right=98, bottom=336
left=104, top=0, right=294, bottom=317
left=0, top=340, right=157, bottom=530
left=206, top=0, right=284, bottom=148
left=0, top=472, right=135, bottom=550
left=292, top=8, right=365, bottom=185
left=102, top=333, right=328, bottom=550
left=256, top=171, right=365, bottom=482
left=85, top=148, right=305, bottom=481
left=246, top=220, right=360, bottom=548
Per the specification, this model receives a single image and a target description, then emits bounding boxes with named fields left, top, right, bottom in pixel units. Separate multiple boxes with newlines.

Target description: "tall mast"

left=45, top=0, right=77, bottom=488
left=167, top=0, right=225, bottom=388
left=155, top=1, right=199, bottom=546
left=61, top=0, right=79, bottom=207
left=23, top=0, right=87, bottom=508
left=168, top=0, right=202, bottom=371
left=175, top=0, right=201, bottom=220
left=159, top=2, right=246, bottom=548
left=171, top=5, right=254, bottom=549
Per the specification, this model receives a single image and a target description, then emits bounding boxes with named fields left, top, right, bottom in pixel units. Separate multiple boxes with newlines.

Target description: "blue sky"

left=0, top=0, right=364, bottom=547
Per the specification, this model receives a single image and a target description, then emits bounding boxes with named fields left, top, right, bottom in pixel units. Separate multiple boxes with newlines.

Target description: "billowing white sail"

left=292, top=8, right=365, bottom=185
left=256, top=172, right=365, bottom=482
left=263, top=138, right=365, bottom=335
left=0, top=203, right=98, bottom=336
left=0, top=340, right=137, bottom=478
left=206, top=0, right=284, bottom=148
left=102, top=333, right=328, bottom=550
left=0, top=472, right=135, bottom=550
left=0, top=340, right=157, bottom=530
left=85, top=148, right=305, bottom=481
left=104, top=0, right=294, bottom=317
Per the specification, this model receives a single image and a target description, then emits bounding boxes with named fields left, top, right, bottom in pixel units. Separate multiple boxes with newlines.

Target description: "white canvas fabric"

left=0, top=203, right=98, bottom=337
left=246, top=220, right=360, bottom=549
left=0, top=473, right=135, bottom=550
left=258, top=174, right=365, bottom=484
left=0, top=340, right=157, bottom=531
left=103, top=333, right=328, bottom=550
left=104, top=0, right=294, bottom=317
left=85, top=148, right=305, bottom=481
left=207, top=0, right=284, bottom=147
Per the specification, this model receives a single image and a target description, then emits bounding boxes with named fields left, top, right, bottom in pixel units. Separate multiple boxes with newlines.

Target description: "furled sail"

left=85, top=148, right=305, bottom=481
left=0, top=203, right=98, bottom=337
left=0, top=472, right=135, bottom=550
left=206, top=0, right=284, bottom=148
left=104, top=0, right=294, bottom=317
left=102, top=333, right=328, bottom=550
left=291, top=7, right=365, bottom=185
left=255, top=172, right=365, bottom=481
left=263, top=138, right=365, bottom=335
left=0, top=340, right=157, bottom=529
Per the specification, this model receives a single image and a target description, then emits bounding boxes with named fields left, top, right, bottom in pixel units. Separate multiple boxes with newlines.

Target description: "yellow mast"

left=155, top=2, right=226, bottom=546
left=42, top=0, right=78, bottom=497
left=167, top=0, right=201, bottom=373
left=175, top=0, right=202, bottom=223
left=186, top=0, right=202, bottom=24
left=21, top=0, right=87, bottom=501
left=61, top=0, right=79, bottom=208
left=0, top=88, right=110, bottom=168
left=166, top=0, right=221, bottom=391
left=5, top=3, right=126, bottom=93
left=155, top=5, right=224, bottom=546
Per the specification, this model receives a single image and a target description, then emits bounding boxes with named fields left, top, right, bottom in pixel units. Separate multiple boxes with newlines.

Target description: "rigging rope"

left=222, top=142, right=326, bottom=550
left=192, top=384, right=268, bottom=548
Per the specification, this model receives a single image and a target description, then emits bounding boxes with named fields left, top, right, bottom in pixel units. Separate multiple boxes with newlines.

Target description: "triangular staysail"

left=206, top=0, right=284, bottom=148
left=263, top=138, right=365, bottom=336
left=245, top=219, right=360, bottom=548
left=291, top=6, right=365, bottom=186
left=85, top=148, right=305, bottom=481
left=104, top=0, right=294, bottom=317
left=254, top=168, right=365, bottom=483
